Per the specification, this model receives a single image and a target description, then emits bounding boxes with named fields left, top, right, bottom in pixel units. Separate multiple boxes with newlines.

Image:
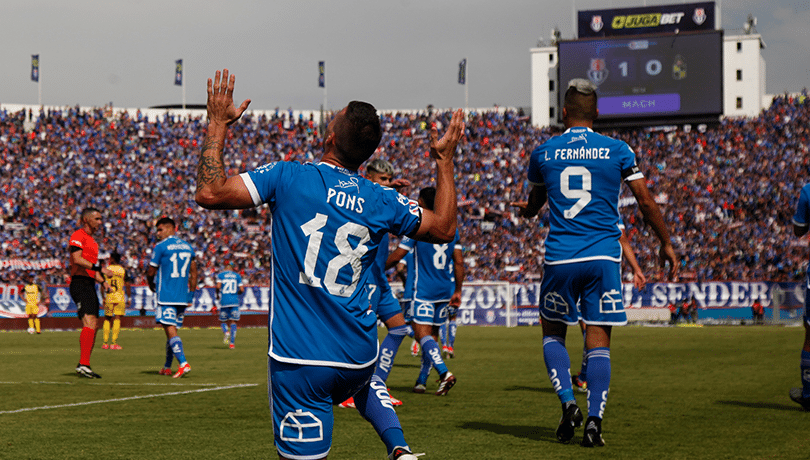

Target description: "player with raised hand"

left=195, top=69, right=464, bottom=460
left=513, top=78, right=677, bottom=447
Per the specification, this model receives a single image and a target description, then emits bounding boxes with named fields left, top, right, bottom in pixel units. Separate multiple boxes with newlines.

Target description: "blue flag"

left=458, top=59, right=466, bottom=85
left=318, top=61, right=325, bottom=88
left=175, top=59, right=183, bottom=86
left=31, top=55, right=39, bottom=82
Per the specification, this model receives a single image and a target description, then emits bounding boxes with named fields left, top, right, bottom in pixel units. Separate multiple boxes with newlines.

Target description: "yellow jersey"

left=105, top=264, right=127, bottom=303
left=24, top=283, right=40, bottom=307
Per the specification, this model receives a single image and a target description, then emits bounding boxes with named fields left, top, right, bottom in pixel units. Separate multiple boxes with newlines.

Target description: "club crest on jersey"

left=590, top=15, right=603, bottom=32
left=587, top=59, right=608, bottom=86
left=692, top=8, right=706, bottom=25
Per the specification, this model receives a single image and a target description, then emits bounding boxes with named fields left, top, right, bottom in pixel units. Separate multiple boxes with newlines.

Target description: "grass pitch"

left=0, top=324, right=807, bottom=459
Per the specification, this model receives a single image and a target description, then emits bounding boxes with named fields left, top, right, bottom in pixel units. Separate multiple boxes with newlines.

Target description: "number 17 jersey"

left=528, top=127, right=643, bottom=264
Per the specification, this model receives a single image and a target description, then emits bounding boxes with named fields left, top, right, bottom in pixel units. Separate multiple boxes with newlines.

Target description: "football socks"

left=169, top=336, right=187, bottom=365
left=543, top=335, right=575, bottom=404
left=353, top=375, right=407, bottom=454
left=230, top=323, right=237, bottom=345
left=585, top=347, right=611, bottom=419
left=420, top=336, right=448, bottom=377
left=375, top=324, right=409, bottom=382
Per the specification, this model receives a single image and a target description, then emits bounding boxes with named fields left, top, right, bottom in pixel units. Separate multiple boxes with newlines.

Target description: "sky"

left=1, top=0, right=808, bottom=112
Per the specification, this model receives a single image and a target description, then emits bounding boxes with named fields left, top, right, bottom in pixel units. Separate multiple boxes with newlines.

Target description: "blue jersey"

left=398, top=229, right=461, bottom=302
left=240, top=161, right=422, bottom=368
left=216, top=270, right=243, bottom=308
left=149, top=236, right=195, bottom=306
left=527, top=127, right=643, bottom=264
left=793, top=184, right=810, bottom=236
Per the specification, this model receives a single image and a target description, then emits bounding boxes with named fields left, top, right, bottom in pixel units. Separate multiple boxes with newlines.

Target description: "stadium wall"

left=0, top=281, right=803, bottom=330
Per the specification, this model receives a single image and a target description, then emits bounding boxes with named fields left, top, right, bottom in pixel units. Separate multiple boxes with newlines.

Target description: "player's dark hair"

left=81, top=207, right=101, bottom=219
left=564, top=86, right=598, bottom=122
left=156, top=217, right=176, bottom=228
left=110, top=251, right=121, bottom=263
left=333, top=101, right=382, bottom=168
left=419, top=186, right=437, bottom=211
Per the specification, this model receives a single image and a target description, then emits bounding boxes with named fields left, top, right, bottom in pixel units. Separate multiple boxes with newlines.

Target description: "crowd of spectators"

left=0, top=91, right=807, bottom=287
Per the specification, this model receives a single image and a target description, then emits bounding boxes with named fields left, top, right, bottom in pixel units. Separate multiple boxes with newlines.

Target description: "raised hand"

left=429, top=109, right=464, bottom=162
left=207, top=69, right=251, bottom=126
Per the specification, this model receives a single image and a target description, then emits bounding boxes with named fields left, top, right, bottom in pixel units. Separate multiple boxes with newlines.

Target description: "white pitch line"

left=0, top=381, right=233, bottom=387
left=0, top=383, right=258, bottom=415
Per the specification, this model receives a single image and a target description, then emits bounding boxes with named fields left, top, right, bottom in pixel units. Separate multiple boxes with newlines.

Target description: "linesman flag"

left=318, top=61, right=325, bottom=88
left=31, top=55, right=39, bottom=82
left=458, top=58, right=466, bottom=85
left=174, top=59, right=183, bottom=86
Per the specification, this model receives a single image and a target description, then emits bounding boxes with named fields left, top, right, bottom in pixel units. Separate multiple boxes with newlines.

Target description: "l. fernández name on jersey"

left=528, top=127, right=643, bottom=264
left=240, top=161, right=422, bottom=369
left=149, top=236, right=194, bottom=305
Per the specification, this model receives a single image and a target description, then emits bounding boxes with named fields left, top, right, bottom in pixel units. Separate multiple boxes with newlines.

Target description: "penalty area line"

left=0, top=383, right=258, bottom=415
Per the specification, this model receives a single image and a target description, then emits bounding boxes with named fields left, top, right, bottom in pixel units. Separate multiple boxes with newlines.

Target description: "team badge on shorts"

left=599, top=289, right=623, bottom=313
left=544, top=291, right=569, bottom=315
left=280, top=409, right=324, bottom=443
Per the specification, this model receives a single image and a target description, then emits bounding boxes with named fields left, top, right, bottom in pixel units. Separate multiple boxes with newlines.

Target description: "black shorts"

left=70, top=276, right=100, bottom=319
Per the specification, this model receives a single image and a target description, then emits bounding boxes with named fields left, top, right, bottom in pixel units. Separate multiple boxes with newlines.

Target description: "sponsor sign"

left=578, top=2, right=715, bottom=38
left=24, top=281, right=807, bottom=321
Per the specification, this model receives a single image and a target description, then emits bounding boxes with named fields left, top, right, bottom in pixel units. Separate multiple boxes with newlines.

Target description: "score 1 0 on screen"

left=558, top=30, right=723, bottom=119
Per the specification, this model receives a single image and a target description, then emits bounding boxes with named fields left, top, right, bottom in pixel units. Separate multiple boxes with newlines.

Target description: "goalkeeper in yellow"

left=24, top=273, right=44, bottom=334
left=102, top=252, right=129, bottom=349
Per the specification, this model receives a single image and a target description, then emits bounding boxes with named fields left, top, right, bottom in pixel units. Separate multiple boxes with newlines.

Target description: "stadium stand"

left=0, top=92, right=807, bottom=287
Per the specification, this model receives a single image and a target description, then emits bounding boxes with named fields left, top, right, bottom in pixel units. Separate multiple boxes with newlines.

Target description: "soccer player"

left=573, top=228, right=646, bottom=393
left=386, top=186, right=464, bottom=396
left=24, top=273, right=44, bottom=334
left=513, top=79, right=677, bottom=446
left=215, top=262, right=244, bottom=349
left=146, top=217, right=198, bottom=379
left=69, top=207, right=112, bottom=379
left=790, top=184, right=810, bottom=411
left=396, top=252, right=420, bottom=357
left=102, top=252, right=128, bottom=350
left=340, top=158, right=412, bottom=409
left=194, top=69, right=463, bottom=460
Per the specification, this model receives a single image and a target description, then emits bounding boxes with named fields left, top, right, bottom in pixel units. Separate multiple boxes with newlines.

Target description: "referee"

left=69, top=207, right=111, bottom=378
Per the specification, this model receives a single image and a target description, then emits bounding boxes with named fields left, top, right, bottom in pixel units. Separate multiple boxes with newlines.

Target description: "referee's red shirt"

left=68, top=228, right=98, bottom=279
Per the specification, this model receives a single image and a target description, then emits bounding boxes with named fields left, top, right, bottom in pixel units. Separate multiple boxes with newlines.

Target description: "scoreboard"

left=557, top=30, right=722, bottom=124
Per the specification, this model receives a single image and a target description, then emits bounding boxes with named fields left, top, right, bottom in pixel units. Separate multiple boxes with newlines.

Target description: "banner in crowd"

left=0, top=258, right=63, bottom=270
left=0, top=281, right=803, bottom=322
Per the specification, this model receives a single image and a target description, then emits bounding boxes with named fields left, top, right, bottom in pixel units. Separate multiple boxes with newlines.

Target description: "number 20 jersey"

left=241, top=161, right=422, bottom=368
left=528, top=127, right=643, bottom=265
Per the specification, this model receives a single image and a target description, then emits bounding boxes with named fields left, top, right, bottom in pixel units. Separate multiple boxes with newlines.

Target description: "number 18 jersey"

left=528, top=127, right=643, bottom=264
left=241, top=161, right=422, bottom=369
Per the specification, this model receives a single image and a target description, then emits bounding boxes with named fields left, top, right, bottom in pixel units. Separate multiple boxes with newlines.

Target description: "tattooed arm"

left=195, top=69, right=255, bottom=209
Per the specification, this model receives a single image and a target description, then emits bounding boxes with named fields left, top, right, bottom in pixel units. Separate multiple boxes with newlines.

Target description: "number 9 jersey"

left=527, top=127, right=643, bottom=265
left=240, top=161, right=422, bottom=368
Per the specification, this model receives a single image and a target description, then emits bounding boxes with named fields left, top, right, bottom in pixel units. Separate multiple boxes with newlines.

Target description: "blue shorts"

left=412, top=299, right=449, bottom=326
left=370, top=282, right=400, bottom=322
left=155, top=304, right=186, bottom=328
left=539, top=260, right=627, bottom=326
left=218, top=306, right=241, bottom=322
left=269, top=358, right=373, bottom=459
left=400, top=300, right=413, bottom=323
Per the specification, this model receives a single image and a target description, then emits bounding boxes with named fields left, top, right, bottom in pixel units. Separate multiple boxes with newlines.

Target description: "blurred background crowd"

left=0, top=91, right=807, bottom=287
